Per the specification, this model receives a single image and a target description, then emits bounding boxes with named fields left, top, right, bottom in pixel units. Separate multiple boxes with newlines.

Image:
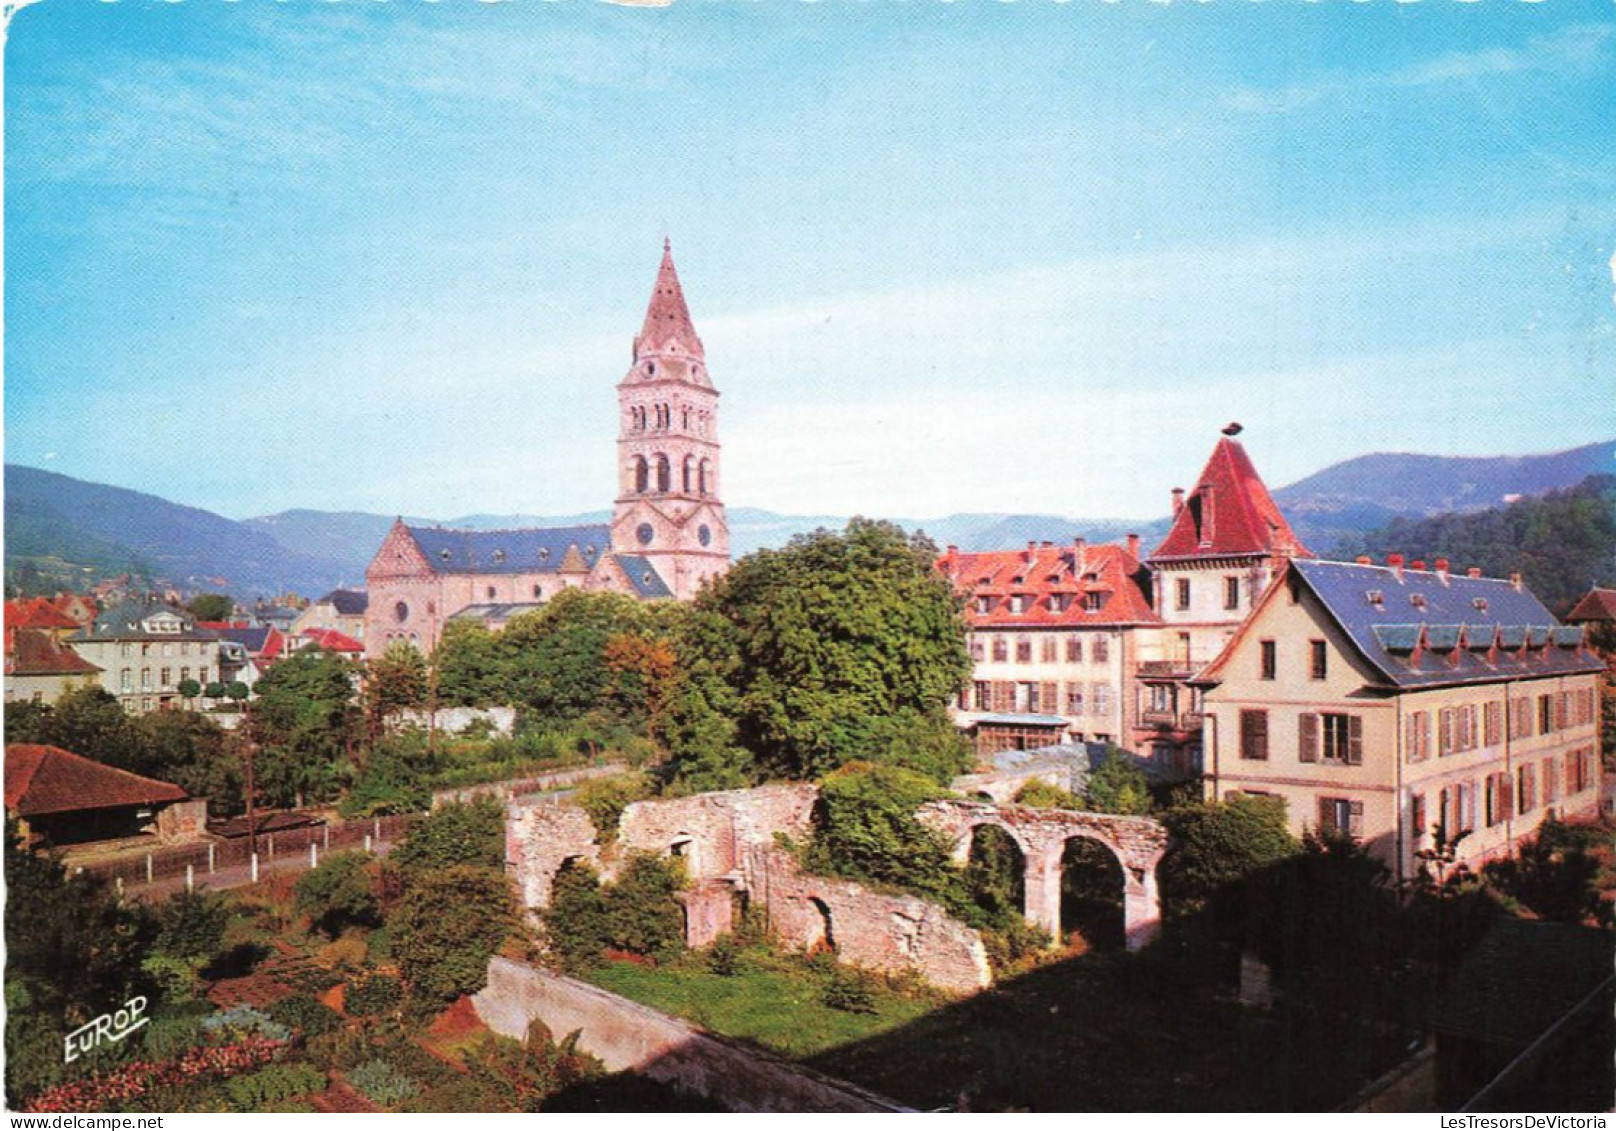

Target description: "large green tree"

left=185, top=592, right=235, bottom=622
left=248, top=649, right=359, bottom=807
left=661, top=519, right=973, bottom=787
left=363, top=639, right=429, bottom=745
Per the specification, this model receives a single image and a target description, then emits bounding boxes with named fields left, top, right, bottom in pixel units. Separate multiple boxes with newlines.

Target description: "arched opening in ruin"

left=963, top=823, right=1026, bottom=922
left=804, top=897, right=836, bottom=954
left=1059, top=835, right=1125, bottom=951
left=669, top=835, right=697, bottom=877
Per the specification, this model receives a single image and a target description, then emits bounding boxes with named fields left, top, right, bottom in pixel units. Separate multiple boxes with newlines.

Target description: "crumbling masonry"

left=507, top=783, right=1169, bottom=993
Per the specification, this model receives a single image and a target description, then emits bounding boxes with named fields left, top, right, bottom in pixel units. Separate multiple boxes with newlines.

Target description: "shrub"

left=267, top=994, right=341, bottom=1040
left=704, top=934, right=741, bottom=976
left=295, top=851, right=380, bottom=938
left=543, top=862, right=613, bottom=972
left=141, top=953, right=202, bottom=1006
left=154, top=891, right=231, bottom=961
left=315, top=933, right=368, bottom=971
left=1012, top=779, right=1084, bottom=809
left=344, top=973, right=403, bottom=1018
left=1085, top=750, right=1152, bottom=816
left=201, top=1005, right=291, bottom=1043
left=573, top=772, right=656, bottom=843
left=978, top=918, right=1053, bottom=977
left=223, top=1062, right=326, bottom=1110
left=603, top=852, right=687, bottom=959
left=1159, top=794, right=1299, bottom=918
left=803, top=762, right=961, bottom=903
left=392, top=865, right=516, bottom=1001
left=390, top=798, right=504, bottom=877
left=138, top=1008, right=210, bottom=1061
left=347, top=1059, right=420, bottom=1108
left=821, top=968, right=878, bottom=1014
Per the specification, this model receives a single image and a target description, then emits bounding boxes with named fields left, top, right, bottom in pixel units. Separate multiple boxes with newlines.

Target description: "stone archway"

left=918, top=800, right=1169, bottom=951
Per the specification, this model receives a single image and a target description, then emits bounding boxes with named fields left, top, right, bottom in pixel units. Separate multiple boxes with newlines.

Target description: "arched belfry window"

left=655, top=454, right=671, bottom=493
left=699, top=458, right=710, bottom=496
left=683, top=455, right=695, bottom=493
left=682, top=407, right=690, bottom=430
left=633, top=456, right=649, bottom=494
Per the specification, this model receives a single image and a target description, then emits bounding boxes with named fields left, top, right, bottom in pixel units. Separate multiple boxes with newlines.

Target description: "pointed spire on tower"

left=635, top=239, right=704, bottom=361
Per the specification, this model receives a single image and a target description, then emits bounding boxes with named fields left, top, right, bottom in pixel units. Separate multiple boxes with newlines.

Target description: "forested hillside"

left=1338, top=475, right=1616, bottom=617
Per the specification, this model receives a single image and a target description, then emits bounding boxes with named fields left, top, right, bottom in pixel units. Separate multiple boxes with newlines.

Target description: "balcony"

left=1137, top=660, right=1194, bottom=679
left=1141, top=709, right=1204, bottom=731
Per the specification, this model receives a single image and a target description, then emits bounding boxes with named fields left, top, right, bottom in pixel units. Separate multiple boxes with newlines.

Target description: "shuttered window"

left=1318, top=797, right=1364, bottom=839
left=1240, top=709, right=1269, bottom=761
left=1299, top=712, right=1318, bottom=763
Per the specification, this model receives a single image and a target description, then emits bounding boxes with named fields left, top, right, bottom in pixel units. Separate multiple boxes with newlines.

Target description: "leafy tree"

left=543, top=861, right=615, bottom=972
left=390, top=797, right=504, bottom=878
left=391, top=865, right=516, bottom=1001
left=1158, top=794, right=1300, bottom=918
left=177, top=677, right=202, bottom=702
left=1481, top=818, right=1615, bottom=927
left=341, top=731, right=435, bottom=818
left=498, top=590, right=662, bottom=721
left=295, top=851, right=381, bottom=937
left=601, top=852, right=688, bottom=959
left=963, top=824, right=1024, bottom=920
left=131, top=710, right=237, bottom=811
left=204, top=681, right=229, bottom=700
left=248, top=650, right=359, bottom=807
left=9, top=686, right=145, bottom=772
left=663, top=519, right=973, bottom=787
left=185, top=593, right=235, bottom=622
left=1084, top=750, right=1152, bottom=816
left=803, top=762, right=961, bottom=902
left=5, top=819, right=154, bottom=1105
left=433, top=620, right=507, bottom=708
left=572, top=772, right=656, bottom=843
left=364, top=640, right=429, bottom=744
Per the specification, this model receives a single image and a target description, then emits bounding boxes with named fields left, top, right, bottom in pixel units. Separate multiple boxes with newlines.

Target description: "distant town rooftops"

left=317, top=589, right=370, bottom=616
left=5, top=628, right=102, bottom=677
left=939, top=539, right=1159, bottom=627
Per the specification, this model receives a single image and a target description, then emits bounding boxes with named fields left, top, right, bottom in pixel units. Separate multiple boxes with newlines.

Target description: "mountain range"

left=6, top=439, right=1612, bottom=600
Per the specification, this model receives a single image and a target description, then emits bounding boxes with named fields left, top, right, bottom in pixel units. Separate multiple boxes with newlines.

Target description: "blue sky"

left=6, top=0, right=1613, bottom=523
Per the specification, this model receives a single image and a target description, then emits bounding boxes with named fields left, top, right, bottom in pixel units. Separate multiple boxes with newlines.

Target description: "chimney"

left=1040, top=541, right=1053, bottom=549
left=1126, top=533, right=1140, bottom=560
left=1510, top=572, right=1523, bottom=592
left=1434, top=557, right=1450, bottom=584
left=1072, top=537, right=1087, bottom=574
left=1411, top=559, right=1426, bottom=572
left=1355, top=555, right=1372, bottom=565
left=1467, top=567, right=1481, bottom=579
left=1387, top=552, right=1405, bottom=581
left=1171, top=488, right=1185, bottom=516
left=1025, top=541, right=1037, bottom=564
left=945, top=545, right=958, bottom=557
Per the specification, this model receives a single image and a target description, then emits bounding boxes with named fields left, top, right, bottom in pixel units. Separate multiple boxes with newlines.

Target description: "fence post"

left=115, top=876, right=124, bottom=899
left=208, top=843, right=216, bottom=874
left=324, top=824, right=330, bottom=850
left=364, top=834, right=372, bottom=853
left=310, top=842, right=318, bottom=869
left=374, top=816, right=381, bottom=842
left=146, top=854, right=153, bottom=884
left=268, top=835, right=275, bottom=858
left=250, top=853, right=259, bottom=883
left=186, top=864, right=194, bottom=893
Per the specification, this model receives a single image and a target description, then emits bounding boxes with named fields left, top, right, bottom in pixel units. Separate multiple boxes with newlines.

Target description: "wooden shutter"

left=1041, top=682, right=1058, bottom=714
left=1317, top=796, right=1333, bottom=831
left=1299, top=713, right=1318, bottom=763
left=1499, top=774, right=1514, bottom=818
left=1347, top=716, right=1363, bottom=765
left=1348, top=800, right=1365, bottom=839
left=1240, top=710, right=1268, bottom=761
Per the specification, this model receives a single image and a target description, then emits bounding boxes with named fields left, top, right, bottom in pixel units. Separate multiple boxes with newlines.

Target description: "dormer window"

left=539, top=548, right=551, bottom=562
left=1084, top=593, right=1104, bottom=612
left=491, top=549, right=507, bottom=564
left=1366, top=589, right=1384, bottom=607
left=975, top=595, right=993, bottom=614
left=1409, top=593, right=1426, bottom=609
left=1472, top=597, right=1488, bottom=613
left=1009, top=595, right=1028, bottom=614
left=440, top=548, right=453, bottom=562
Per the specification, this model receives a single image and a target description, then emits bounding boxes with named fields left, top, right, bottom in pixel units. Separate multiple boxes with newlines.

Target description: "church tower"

left=609, top=241, right=730, bottom=599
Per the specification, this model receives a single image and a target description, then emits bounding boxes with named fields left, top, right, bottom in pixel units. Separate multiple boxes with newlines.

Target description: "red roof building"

left=6, top=744, right=203, bottom=848
left=299, top=628, right=364, bottom=655
left=4, top=597, right=82, bottom=639
left=939, top=538, right=1163, bottom=760
left=1565, top=587, right=1616, bottom=626
left=4, top=627, right=101, bottom=706
left=1150, top=434, right=1311, bottom=563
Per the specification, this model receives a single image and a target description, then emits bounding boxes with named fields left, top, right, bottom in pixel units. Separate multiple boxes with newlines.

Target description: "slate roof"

left=318, top=589, right=369, bottom=616
left=5, top=744, right=187, bottom=817
left=82, top=598, right=208, bottom=640
left=1150, top=437, right=1311, bottom=561
left=208, top=626, right=286, bottom=661
left=970, top=713, right=1071, bottom=727
left=448, top=602, right=547, bottom=623
left=1565, top=587, right=1616, bottom=624
left=613, top=555, right=674, bottom=599
left=405, top=524, right=613, bottom=576
left=1432, top=917, right=1615, bottom=1048
left=940, top=541, right=1159, bottom=628
left=1289, top=559, right=1604, bottom=690
left=5, top=629, right=102, bottom=676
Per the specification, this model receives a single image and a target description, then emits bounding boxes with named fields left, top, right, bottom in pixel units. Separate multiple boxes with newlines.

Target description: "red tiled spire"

left=634, top=239, right=704, bottom=361
left=1150, top=437, right=1310, bottom=560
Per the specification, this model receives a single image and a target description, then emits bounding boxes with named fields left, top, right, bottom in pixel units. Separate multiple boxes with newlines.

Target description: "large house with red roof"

left=939, top=537, right=1162, bottom=761
left=362, top=242, right=729, bottom=658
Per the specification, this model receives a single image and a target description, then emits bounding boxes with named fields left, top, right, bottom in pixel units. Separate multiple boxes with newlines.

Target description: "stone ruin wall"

left=746, top=844, right=991, bottom=993
left=616, top=784, right=818, bottom=882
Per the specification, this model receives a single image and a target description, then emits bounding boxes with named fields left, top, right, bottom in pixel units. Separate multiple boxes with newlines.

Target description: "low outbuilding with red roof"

left=5, top=744, right=207, bottom=849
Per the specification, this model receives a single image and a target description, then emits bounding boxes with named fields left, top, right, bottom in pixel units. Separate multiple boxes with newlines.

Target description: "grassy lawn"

left=584, top=947, right=948, bottom=1060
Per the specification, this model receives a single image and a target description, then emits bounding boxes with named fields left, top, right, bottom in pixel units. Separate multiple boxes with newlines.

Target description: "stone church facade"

left=363, top=242, right=730, bottom=658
